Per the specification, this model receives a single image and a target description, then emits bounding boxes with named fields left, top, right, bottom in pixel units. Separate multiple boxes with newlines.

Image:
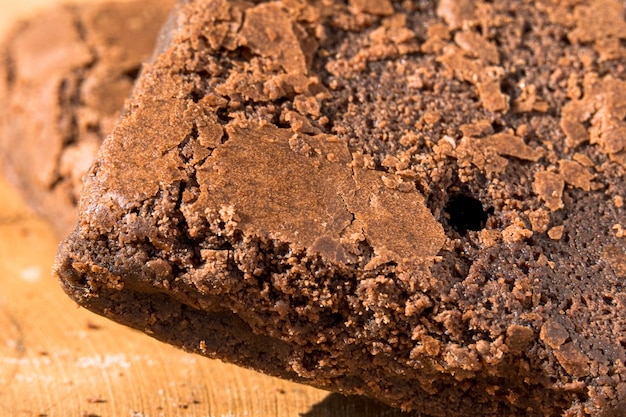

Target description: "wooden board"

left=0, top=1, right=417, bottom=416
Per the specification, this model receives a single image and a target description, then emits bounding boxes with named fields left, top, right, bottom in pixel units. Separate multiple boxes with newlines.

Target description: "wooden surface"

left=0, top=1, right=417, bottom=416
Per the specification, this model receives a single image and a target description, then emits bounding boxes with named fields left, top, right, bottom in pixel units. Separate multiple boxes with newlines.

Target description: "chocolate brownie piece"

left=55, top=0, right=626, bottom=415
left=0, top=0, right=174, bottom=237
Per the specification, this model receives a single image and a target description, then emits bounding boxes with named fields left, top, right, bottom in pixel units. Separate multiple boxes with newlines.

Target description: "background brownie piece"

left=0, top=0, right=174, bottom=237
left=56, top=0, right=626, bottom=416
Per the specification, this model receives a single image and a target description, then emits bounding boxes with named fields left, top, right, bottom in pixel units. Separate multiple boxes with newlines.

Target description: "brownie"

left=0, top=0, right=174, bottom=237
left=55, top=0, right=626, bottom=415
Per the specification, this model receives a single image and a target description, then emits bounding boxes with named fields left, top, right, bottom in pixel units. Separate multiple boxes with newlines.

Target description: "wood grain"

left=0, top=1, right=419, bottom=416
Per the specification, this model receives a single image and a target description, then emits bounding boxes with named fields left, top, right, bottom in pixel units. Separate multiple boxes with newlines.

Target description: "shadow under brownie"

left=55, top=0, right=626, bottom=415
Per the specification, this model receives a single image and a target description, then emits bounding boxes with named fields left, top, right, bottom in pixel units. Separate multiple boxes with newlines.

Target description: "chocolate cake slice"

left=0, top=0, right=174, bottom=237
left=55, top=0, right=626, bottom=415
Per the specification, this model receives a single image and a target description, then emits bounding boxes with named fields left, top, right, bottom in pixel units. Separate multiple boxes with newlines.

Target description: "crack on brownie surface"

left=55, top=0, right=626, bottom=416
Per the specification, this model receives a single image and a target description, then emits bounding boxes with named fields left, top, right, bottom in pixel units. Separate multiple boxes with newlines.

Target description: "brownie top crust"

left=57, top=0, right=626, bottom=416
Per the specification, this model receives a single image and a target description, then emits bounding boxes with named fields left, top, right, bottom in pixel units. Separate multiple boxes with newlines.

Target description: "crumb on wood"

left=86, top=320, right=102, bottom=330
left=86, top=397, right=107, bottom=404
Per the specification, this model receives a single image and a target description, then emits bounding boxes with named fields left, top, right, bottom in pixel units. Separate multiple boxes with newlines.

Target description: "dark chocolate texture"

left=55, top=0, right=626, bottom=416
left=0, top=0, right=174, bottom=237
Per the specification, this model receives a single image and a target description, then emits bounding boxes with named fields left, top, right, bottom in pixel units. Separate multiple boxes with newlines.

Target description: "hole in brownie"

left=190, top=89, right=204, bottom=103
left=445, top=194, right=490, bottom=233
left=302, top=351, right=323, bottom=372
left=216, top=107, right=233, bottom=124
left=491, top=121, right=507, bottom=134
left=602, top=295, right=615, bottom=305
left=521, top=20, right=533, bottom=36
left=500, top=70, right=525, bottom=100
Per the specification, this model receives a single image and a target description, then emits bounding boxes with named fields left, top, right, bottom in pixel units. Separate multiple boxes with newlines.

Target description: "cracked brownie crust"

left=0, top=0, right=174, bottom=236
left=56, top=0, right=626, bottom=415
